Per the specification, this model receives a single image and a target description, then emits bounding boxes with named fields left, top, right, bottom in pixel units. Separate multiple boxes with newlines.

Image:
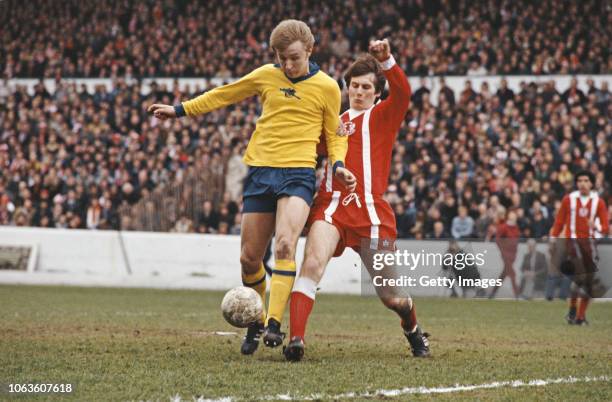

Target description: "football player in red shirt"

left=550, top=170, right=609, bottom=325
left=489, top=209, right=521, bottom=299
left=284, top=39, right=430, bottom=361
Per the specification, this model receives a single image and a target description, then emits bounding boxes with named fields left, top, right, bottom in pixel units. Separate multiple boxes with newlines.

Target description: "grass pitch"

left=0, top=285, right=610, bottom=401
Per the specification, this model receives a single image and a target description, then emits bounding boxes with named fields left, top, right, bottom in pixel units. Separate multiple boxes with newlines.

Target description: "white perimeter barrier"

left=0, top=227, right=361, bottom=293
left=0, top=226, right=610, bottom=298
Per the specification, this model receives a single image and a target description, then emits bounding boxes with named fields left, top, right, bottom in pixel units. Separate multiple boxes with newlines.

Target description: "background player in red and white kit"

left=489, top=209, right=521, bottom=299
left=550, top=171, right=609, bottom=325
left=284, top=39, right=430, bottom=361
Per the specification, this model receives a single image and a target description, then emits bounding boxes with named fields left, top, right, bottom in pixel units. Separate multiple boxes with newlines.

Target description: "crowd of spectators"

left=2, top=0, right=610, bottom=79
left=389, top=75, right=611, bottom=240
left=1, top=73, right=610, bottom=239
left=0, top=78, right=253, bottom=234
left=0, top=0, right=611, bottom=239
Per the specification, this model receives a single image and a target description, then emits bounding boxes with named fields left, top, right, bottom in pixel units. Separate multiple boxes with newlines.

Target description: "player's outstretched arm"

left=369, top=39, right=411, bottom=125
left=148, top=66, right=263, bottom=121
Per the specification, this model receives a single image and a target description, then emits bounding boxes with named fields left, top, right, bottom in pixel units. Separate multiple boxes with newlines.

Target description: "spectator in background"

left=442, top=240, right=485, bottom=298
left=427, top=221, right=449, bottom=240
left=459, top=80, right=477, bottom=105
left=451, top=205, right=474, bottom=239
left=198, top=201, right=219, bottom=233
left=230, top=213, right=242, bottom=235
left=394, top=203, right=413, bottom=239
left=100, top=198, right=118, bottom=230
left=473, top=204, right=493, bottom=240
left=530, top=209, right=550, bottom=239
left=86, top=198, right=102, bottom=229
left=2, top=0, right=610, bottom=79
left=519, top=239, right=548, bottom=299
left=437, top=77, right=455, bottom=107
left=68, top=214, right=82, bottom=229
left=225, top=145, right=248, bottom=202
left=497, top=78, right=515, bottom=106
left=0, top=36, right=610, bottom=237
left=411, top=77, right=431, bottom=110
left=545, top=242, right=571, bottom=301
left=173, top=215, right=194, bottom=233
left=217, top=204, right=234, bottom=230
left=218, top=221, right=229, bottom=235
left=467, top=61, right=487, bottom=76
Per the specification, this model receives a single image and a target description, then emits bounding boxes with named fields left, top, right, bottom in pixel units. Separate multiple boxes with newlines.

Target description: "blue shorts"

left=243, top=166, right=316, bottom=213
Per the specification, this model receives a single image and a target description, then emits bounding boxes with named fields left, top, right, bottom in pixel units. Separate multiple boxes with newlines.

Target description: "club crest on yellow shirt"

left=280, top=88, right=301, bottom=100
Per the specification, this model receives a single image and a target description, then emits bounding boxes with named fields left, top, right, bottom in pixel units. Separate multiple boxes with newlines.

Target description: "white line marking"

left=169, top=375, right=610, bottom=401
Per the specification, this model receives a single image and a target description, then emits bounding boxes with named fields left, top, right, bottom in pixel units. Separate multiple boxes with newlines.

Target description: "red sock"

left=400, top=303, right=418, bottom=333
left=569, top=297, right=578, bottom=309
left=577, top=297, right=589, bottom=320
left=290, top=291, right=315, bottom=340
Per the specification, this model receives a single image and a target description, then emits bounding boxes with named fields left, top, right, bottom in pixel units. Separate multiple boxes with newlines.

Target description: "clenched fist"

left=368, top=39, right=391, bottom=62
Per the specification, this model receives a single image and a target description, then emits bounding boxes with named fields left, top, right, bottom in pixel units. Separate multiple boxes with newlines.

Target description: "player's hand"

left=147, top=104, right=177, bottom=120
left=369, top=39, right=391, bottom=62
left=335, top=167, right=357, bottom=192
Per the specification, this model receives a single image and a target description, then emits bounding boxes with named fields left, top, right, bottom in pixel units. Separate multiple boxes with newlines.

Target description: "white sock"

left=293, top=277, right=317, bottom=300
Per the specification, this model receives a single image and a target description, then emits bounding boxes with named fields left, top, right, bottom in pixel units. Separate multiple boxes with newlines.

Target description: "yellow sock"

left=242, top=263, right=267, bottom=323
left=266, top=259, right=296, bottom=325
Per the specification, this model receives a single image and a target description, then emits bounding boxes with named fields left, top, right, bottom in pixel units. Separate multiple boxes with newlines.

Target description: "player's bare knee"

left=301, top=255, right=325, bottom=279
left=274, top=236, right=294, bottom=260
left=240, top=250, right=261, bottom=274
left=381, top=297, right=412, bottom=313
left=380, top=297, right=400, bottom=311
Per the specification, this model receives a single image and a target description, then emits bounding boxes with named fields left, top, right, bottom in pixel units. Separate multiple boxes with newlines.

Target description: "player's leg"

left=566, top=280, right=579, bottom=324
left=521, top=272, right=535, bottom=300
left=576, top=285, right=591, bottom=325
left=284, top=220, right=340, bottom=361
left=575, top=240, right=596, bottom=325
left=489, top=269, right=507, bottom=299
left=505, top=261, right=520, bottom=298
left=263, top=195, right=311, bottom=347
left=554, top=238, right=579, bottom=322
left=361, top=247, right=430, bottom=357
left=239, top=199, right=276, bottom=355
left=241, top=211, right=276, bottom=304
left=565, top=240, right=585, bottom=324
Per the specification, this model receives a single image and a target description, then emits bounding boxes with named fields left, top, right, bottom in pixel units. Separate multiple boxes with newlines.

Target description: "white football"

left=221, top=286, right=264, bottom=328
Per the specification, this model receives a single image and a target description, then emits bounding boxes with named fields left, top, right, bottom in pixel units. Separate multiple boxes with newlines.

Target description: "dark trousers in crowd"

left=545, top=274, right=571, bottom=301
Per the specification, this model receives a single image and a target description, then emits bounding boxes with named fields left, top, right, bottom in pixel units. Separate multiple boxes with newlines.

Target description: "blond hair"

left=269, top=19, right=315, bottom=51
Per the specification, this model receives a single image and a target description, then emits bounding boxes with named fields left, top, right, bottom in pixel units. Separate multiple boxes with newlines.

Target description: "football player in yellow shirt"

left=148, top=19, right=356, bottom=355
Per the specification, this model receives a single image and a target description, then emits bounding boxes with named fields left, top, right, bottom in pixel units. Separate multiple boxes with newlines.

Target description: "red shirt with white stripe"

left=319, top=56, right=411, bottom=200
left=310, top=57, right=411, bottom=252
left=550, top=191, right=609, bottom=239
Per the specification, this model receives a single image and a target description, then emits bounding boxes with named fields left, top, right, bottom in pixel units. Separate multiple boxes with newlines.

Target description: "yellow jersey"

left=180, top=63, right=346, bottom=168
